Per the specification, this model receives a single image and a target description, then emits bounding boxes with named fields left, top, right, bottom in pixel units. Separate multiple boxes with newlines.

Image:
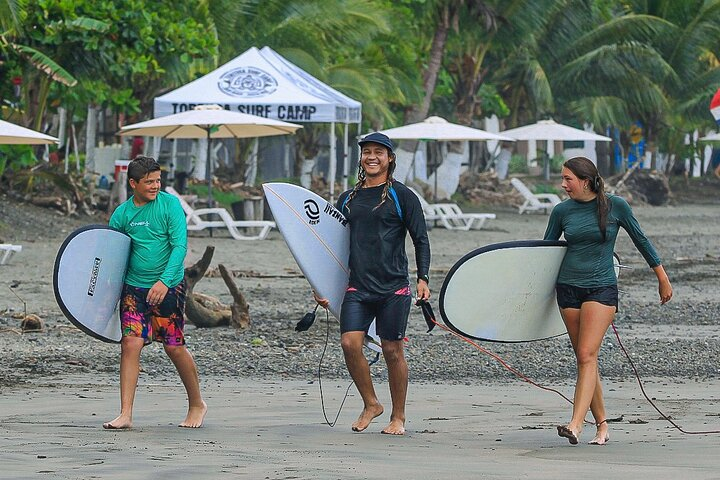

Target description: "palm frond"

left=10, top=43, right=77, bottom=86
left=567, top=96, right=633, bottom=128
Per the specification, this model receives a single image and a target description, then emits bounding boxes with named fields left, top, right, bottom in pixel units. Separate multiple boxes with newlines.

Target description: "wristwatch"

left=417, top=274, right=429, bottom=284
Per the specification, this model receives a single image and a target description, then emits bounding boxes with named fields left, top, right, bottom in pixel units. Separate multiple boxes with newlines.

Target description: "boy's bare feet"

left=179, top=400, right=207, bottom=428
left=103, top=414, right=132, bottom=430
left=381, top=417, right=405, bottom=435
left=351, top=404, right=384, bottom=432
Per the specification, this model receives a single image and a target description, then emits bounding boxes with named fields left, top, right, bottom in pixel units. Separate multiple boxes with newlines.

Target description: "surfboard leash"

left=417, top=301, right=575, bottom=405
left=610, top=322, right=720, bottom=435
left=315, top=307, right=380, bottom=427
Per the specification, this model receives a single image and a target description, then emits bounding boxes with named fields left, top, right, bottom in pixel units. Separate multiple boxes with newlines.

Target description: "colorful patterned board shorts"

left=120, top=281, right=187, bottom=346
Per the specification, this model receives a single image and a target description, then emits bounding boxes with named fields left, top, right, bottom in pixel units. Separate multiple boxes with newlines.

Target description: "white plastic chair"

left=408, top=187, right=496, bottom=231
left=165, top=186, right=276, bottom=241
left=0, top=244, right=22, bottom=265
left=510, top=178, right=562, bottom=214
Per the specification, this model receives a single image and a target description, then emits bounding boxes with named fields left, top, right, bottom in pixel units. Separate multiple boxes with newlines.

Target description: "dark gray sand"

left=1, top=197, right=719, bottom=479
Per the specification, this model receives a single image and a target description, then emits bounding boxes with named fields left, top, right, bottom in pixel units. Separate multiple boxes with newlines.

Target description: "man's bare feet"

left=351, top=404, right=384, bottom=432
left=103, top=414, right=132, bottom=430
left=179, top=401, right=207, bottom=428
left=381, top=417, right=405, bottom=435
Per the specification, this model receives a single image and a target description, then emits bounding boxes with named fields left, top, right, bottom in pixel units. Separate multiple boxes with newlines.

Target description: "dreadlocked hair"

left=375, top=156, right=397, bottom=211
left=342, top=152, right=397, bottom=213
left=564, top=156, right=610, bottom=240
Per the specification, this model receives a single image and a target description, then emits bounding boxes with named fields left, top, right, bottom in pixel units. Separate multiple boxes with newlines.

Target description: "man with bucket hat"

left=315, top=132, right=431, bottom=435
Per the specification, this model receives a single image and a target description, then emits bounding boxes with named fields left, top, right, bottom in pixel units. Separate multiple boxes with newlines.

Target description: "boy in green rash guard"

left=103, top=156, right=206, bottom=430
left=544, top=157, right=672, bottom=446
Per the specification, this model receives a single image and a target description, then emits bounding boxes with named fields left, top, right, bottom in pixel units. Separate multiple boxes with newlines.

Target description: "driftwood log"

left=184, top=246, right=250, bottom=329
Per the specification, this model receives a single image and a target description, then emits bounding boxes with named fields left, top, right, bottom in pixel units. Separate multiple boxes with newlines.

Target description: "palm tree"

left=1, top=0, right=77, bottom=128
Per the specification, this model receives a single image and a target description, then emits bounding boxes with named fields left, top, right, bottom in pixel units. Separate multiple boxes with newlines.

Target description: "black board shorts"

left=556, top=283, right=618, bottom=311
left=340, top=286, right=412, bottom=341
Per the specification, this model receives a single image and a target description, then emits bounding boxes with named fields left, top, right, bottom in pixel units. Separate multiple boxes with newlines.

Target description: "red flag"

left=711, top=87, right=720, bottom=125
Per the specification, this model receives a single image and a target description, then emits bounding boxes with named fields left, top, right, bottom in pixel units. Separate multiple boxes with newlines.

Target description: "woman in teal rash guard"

left=544, top=157, right=672, bottom=446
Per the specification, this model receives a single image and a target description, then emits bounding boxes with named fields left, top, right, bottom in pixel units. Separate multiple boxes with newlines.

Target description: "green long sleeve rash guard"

left=544, top=195, right=661, bottom=288
left=109, top=191, right=187, bottom=289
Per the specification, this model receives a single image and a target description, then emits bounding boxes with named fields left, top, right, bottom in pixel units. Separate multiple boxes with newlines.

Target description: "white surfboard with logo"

left=263, top=182, right=381, bottom=351
left=53, top=225, right=131, bottom=343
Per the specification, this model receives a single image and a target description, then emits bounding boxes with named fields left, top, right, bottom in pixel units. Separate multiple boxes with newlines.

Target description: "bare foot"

left=588, top=422, right=610, bottom=445
left=381, top=418, right=405, bottom=435
left=557, top=424, right=581, bottom=445
left=103, top=414, right=132, bottom=430
left=351, top=404, right=384, bottom=432
left=179, top=401, right=207, bottom=428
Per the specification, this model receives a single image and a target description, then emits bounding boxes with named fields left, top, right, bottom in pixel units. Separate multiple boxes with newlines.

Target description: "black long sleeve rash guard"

left=336, top=180, right=431, bottom=295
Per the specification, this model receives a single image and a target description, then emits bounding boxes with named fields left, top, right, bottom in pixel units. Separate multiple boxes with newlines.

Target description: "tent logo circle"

left=218, top=67, right=278, bottom=97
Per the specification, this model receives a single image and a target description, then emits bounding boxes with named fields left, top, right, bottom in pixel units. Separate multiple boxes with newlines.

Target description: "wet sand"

left=1, top=200, right=720, bottom=478
left=1, top=376, right=719, bottom=479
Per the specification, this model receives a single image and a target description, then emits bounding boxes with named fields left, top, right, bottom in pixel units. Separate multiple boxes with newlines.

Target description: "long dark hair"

left=343, top=149, right=397, bottom=212
left=564, top=156, right=610, bottom=240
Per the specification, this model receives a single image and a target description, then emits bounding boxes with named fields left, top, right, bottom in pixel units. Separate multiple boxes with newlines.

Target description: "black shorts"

left=340, top=286, right=412, bottom=341
left=556, top=283, right=618, bottom=311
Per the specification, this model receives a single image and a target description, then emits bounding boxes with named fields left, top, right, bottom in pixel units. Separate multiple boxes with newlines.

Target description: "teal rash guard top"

left=109, top=191, right=187, bottom=289
left=543, top=195, right=661, bottom=288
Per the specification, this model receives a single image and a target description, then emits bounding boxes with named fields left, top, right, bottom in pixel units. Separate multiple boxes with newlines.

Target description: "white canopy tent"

left=154, top=46, right=361, bottom=198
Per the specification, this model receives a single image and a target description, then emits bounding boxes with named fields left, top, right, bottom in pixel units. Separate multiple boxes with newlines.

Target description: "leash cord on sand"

left=426, top=315, right=576, bottom=405
left=610, top=323, right=720, bottom=435
left=317, top=308, right=380, bottom=427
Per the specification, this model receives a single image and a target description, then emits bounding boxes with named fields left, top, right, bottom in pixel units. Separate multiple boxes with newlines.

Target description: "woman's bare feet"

left=557, top=424, right=582, bottom=445
left=588, top=419, right=609, bottom=445
left=381, top=417, right=405, bottom=435
left=103, top=414, right=132, bottom=430
left=351, top=404, right=384, bottom=432
left=179, top=400, right=207, bottom=428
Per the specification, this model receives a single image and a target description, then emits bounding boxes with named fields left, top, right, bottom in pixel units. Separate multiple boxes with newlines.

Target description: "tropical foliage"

left=1, top=0, right=719, bottom=180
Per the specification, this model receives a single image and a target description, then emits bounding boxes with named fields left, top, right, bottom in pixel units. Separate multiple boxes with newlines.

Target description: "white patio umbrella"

left=379, top=116, right=514, bottom=142
left=119, top=105, right=301, bottom=205
left=376, top=116, right=514, bottom=199
left=0, top=119, right=58, bottom=145
left=501, top=119, right=611, bottom=179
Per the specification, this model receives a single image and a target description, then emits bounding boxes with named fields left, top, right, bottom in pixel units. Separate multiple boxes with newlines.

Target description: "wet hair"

left=343, top=145, right=397, bottom=212
left=127, top=155, right=161, bottom=182
left=564, top=156, right=610, bottom=240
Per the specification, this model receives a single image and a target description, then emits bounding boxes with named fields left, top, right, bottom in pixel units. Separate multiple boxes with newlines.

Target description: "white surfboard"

left=439, top=240, right=569, bottom=342
left=53, top=225, right=130, bottom=343
left=263, top=182, right=381, bottom=351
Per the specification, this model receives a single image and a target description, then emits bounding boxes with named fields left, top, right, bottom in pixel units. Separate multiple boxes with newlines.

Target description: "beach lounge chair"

left=408, top=187, right=496, bottom=231
left=0, top=244, right=22, bottom=265
left=510, top=178, right=562, bottom=214
left=165, top=186, right=276, bottom=241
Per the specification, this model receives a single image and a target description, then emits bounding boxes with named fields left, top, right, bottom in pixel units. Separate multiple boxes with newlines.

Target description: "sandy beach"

left=1, top=190, right=720, bottom=478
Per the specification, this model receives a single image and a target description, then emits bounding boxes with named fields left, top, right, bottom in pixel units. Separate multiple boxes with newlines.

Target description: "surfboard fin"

left=416, top=300, right=436, bottom=333
left=296, top=304, right=319, bottom=332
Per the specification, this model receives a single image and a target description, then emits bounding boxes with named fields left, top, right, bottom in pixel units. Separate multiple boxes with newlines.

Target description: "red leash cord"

left=426, top=315, right=575, bottom=405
